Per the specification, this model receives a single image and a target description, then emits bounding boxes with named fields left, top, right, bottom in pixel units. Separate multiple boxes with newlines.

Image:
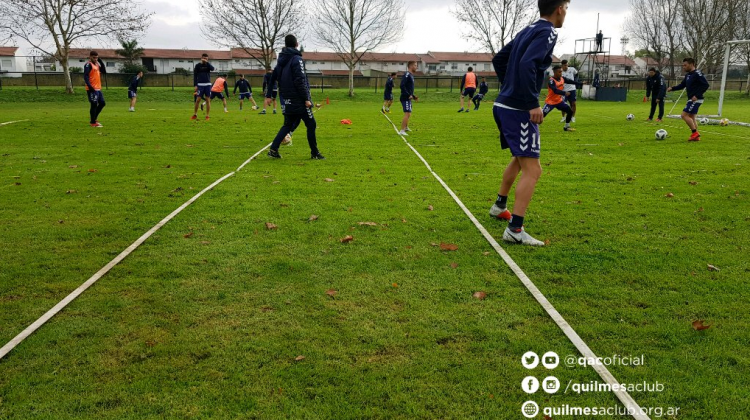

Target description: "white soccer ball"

left=627, top=114, right=635, bottom=121
left=698, top=117, right=709, bottom=125
left=655, top=129, right=668, bottom=140
left=252, top=106, right=258, bottom=110
left=719, top=118, right=729, bottom=126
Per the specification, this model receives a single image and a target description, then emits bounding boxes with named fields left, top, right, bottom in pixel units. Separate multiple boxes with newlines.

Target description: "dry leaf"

left=689, top=181, right=698, bottom=185
left=324, top=178, right=335, bottom=182
left=263, top=175, right=273, bottom=178
left=200, top=241, right=210, bottom=245
left=405, top=245, right=413, bottom=249
left=692, top=320, right=711, bottom=331
left=544, top=239, right=551, bottom=246
left=69, top=165, right=78, bottom=168
left=358, top=222, right=378, bottom=226
left=183, top=232, right=194, bottom=238
left=145, top=339, right=157, bottom=347
left=392, top=283, right=399, bottom=288
left=309, top=215, right=319, bottom=221
left=58, top=220, right=64, bottom=224
left=430, top=243, right=439, bottom=247
left=697, top=207, right=704, bottom=212
left=666, top=193, right=674, bottom=198
left=707, top=264, right=720, bottom=272
left=66, top=189, right=77, bottom=194
left=450, top=262, right=458, bottom=269
left=272, top=181, right=280, bottom=184
left=482, top=251, right=490, bottom=256
left=427, top=205, right=434, bottom=211
left=440, top=242, right=459, bottom=251
left=340, top=235, right=354, bottom=243
left=325, top=289, right=337, bottom=297
left=265, top=222, right=277, bottom=230
left=473, top=291, right=487, bottom=300
left=295, top=355, right=306, bottom=361
left=401, top=218, right=407, bottom=223
left=88, top=169, right=98, bottom=173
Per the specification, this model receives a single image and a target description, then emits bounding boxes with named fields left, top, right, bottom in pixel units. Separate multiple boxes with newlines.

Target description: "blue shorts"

left=473, top=93, right=485, bottom=100
left=493, top=105, right=540, bottom=159
left=542, top=101, right=572, bottom=117
left=384, top=93, right=394, bottom=101
left=265, top=90, right=278, bottom=99
left=401, top=99, right=412, bottom=113
left=196, top=85, right=211, bottom=99
left=683, top=100, right=703, bottom=114
left=128, top=90, right=137, bottom=99
left=239, top=92, right=252, bottom=100
left=87, top=90, right=104, bottom=104
left=566, top=90, right=577, bottom=102
left=210, top=92, right=225, bottom=100
left=462, top=88, right=476, bottom=97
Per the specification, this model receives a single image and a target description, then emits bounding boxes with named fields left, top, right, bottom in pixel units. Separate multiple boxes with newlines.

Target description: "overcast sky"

left=19, top=0, right=635, bottom=57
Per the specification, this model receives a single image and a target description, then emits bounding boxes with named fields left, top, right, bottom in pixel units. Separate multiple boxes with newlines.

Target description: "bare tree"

left=311, top=0, right=405, bottom=97
left=0, top=0, right=152, bottom=93
left=732, top=0, right=750, bottom=94
left=679, top=0, right=735, bottom=73
left=200, top=0, right=304, bottom=71
left=452, top=0, right=536, bottom=54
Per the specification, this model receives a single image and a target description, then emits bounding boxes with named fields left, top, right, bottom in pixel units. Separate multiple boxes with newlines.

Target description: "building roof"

left=230, top=48, right=276, bottom=59
left=318, top=70, right=363, bottom=76
left=67, top=48, right=233, bottom=60
left=418, top=54, right=441, bottom=64
left=0, top=46, right=19, bottom=57
left=302, top=51, right=344, bottom=62
left=428, top=51, right=494, bottom=62
left=233, top=69, right=269, bottom=76
left=360, top=52, right=422, bottom=62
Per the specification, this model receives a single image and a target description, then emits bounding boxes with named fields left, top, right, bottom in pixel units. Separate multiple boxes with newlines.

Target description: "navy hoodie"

left=493, top=19, right=557, bottom=110
left=268, top=47, right=310, bottom=110
left=646, top=71, right=666, bottom=99
left=671, top=69, right=709, bottom=100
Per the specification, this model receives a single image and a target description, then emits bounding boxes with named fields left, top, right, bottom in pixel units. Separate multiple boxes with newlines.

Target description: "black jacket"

left=268, top=47, right=310, bottom=109
left=646, top=71, right=666, bottom=99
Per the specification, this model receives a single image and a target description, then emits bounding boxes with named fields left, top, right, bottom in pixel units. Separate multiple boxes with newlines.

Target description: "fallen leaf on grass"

left=450, top=262, right=458, bottom=269
left=692, top=320, right=711, bottom=331
left=324, top=178, right=335, bottom=182
left=58, top=220, right=64, bottom=224
left=707, top=264, right=720, bottom=272
left=272, top=181, right=280, bottom=184
left=405, top=245, right=413, bottom=249
left=340, top=235, right=354, bottom=243
left=265, top=222, right=277, bottom=230
left=430, top=243, right=439, bottom=247
left=358, top=222, right=378, bottom=226
left=401, top=218, right=407, bottom=223
left=544, top=239, right=551, bottom=246
left=325, top=289, right=337, bottom=297
left=66, top=190, right=77, bottom=194
left=294, top=355, right=306, bottom=361
left=473, top=291, right=487, bottom=300
left=440, top=242, right=459, bottom=251
left=665, top=193, right=674, bottom=198
left=200, top=241, right=210, bottom=245
left=483, top=251, right=491, bottom=256
left=696, top=207, right=704, bottom=213
left=392, top=283, right=399, bottom=288
left=427, top=205, right=434, bottom=211
left=88, top=169, right=98, bottom=173
left=689, top=181, right=698, bottom=185
left=262, top=175, right=273, bottom=178
left=309, top=215, right=319, bottom=221
left=145, top=339, right=157, bottom=347
left=69, top=165, right=78, bottom=168
left=183, top=232, right=194, bottom=238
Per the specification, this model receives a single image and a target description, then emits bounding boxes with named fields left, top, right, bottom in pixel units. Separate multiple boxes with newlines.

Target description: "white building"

left=0, top=47, right=29, bottom=76
left=65, top=48, right=233, bottom=73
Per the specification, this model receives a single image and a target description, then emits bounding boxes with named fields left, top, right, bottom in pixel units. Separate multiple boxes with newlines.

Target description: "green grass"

left=0, top=88, right=749, bottom=419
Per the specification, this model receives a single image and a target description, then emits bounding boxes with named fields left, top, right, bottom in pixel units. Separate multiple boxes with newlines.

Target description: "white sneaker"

left=489, top=204, right=511, bottom=220
left=560, top=117, right=566, bottom=123
left=571, top=117, right=576, bottom=123
left=503, top=227, right=545, bottom=246
left=398, top=130, right=408, bottom=136
left=405, top=127, right=412, bottom=132
left=129, top=108, right=135, bottom=112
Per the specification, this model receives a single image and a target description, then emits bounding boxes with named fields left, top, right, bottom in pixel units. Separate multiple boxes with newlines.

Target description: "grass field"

left=1, top=87, right=749, bottom=419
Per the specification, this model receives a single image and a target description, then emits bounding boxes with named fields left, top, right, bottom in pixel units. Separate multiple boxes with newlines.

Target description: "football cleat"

left=489, top=204, right=511, bottom=220
left=267, top=149, right=281, bottom=158
left=503, top=227, right=545, bottom=246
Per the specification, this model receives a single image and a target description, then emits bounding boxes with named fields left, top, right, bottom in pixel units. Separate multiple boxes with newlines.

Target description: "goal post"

left=717, top=39, right=750, bottom=117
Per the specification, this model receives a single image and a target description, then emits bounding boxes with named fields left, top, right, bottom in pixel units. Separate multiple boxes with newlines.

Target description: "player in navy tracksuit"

left=399, top=61, right=419, bottom=135
left=382, top=72, right=396, bottom=113
left=128, top=71, right=142, bottom=112
left=645, top=67, right=666, bottom=121
left=261, top=70, right=279, bottom=114
left=192, top=53, right=215, bottom=120
left=667, top=57, right=710, bottom=141
left=471, top=77, right=489, bottom=110
left=266, top=34, right=324, bottom=160
left=234, top=74, right=258, bottom=110
left=488, top=0, right=569, bottom=247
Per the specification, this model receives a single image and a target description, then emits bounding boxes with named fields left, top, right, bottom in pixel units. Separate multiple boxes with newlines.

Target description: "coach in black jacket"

left=645, top=67, right=666, bottom=121
left=265, top=34, right=324, bottom=160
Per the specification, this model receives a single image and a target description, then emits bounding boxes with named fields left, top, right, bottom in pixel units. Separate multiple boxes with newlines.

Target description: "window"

left=451, top=64, right=458, bottom=70
left=484, top=64, right=490, bottom=71
left=320, top=61, right=325, bottom=65
left=1, top=59, right=12, bottom=69
left=179, top=60, right=184, bottom=63
left=107, top=62, right=114, bottom=67
left=400, top=62, right=404, bottom=65
left=79, top=59, right=84, bottom=62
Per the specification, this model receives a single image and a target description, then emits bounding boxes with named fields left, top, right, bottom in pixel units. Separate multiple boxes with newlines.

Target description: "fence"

left=0, top=71, right=748, bottom=94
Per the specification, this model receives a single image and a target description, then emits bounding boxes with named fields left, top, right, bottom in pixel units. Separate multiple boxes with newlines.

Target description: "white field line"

left=0, top=120, right=29, bottom=126
left=380, top=112, right=648, bottom=420
left=0, top=143, right=272, bottom=361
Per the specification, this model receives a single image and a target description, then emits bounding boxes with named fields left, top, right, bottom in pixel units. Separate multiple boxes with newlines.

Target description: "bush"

left=120, top=63, right=148, bottom=75
left=173, top=67, right=191, bottom=76
left=227, top=70, right=236, bottom=77
left=70, top=67, right=82, bottom=73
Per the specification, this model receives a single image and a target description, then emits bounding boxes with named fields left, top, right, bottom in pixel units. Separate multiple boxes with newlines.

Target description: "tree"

left=679, top=0, right=734, bottom=73
left=452, top=0, right=536, bottom=54
left=625, top=0, right=683, bottom=78
left=116, top=39, right=145, bottom=66
left=200, top=0, right=303, bottom=71
left=0, top=0, right=152, bottom=93
left=732, top=0, right=750, bottom=94
left=311, top=0, right=405, bottom=97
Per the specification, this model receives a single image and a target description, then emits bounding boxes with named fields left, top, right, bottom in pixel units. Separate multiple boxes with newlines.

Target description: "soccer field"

left=1, top=88, right=749, bottom=419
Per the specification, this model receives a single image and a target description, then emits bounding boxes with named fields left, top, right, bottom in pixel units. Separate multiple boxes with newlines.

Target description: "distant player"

left=488, top=0, right=569, bottom=246
left=234, top=74, right=257, bottom=111
left=83, top=51, right=107, bottom=127
left=266, top=34, right=324, bottom=160
left=458, top=66, right=478, bottom=112
left=210, top=73, right=230, bottom=113
left=645, top=67, right=666, bottom=122
left=192, top=53, right=214, bottom=120
left=471, top=77, right=489, bottom=110
left=128, top=71, right=143, bottom=112
left=667, top=57, right=709, bottom=141
left=560, top=59, right=577, bottom=122
left=542, top=65, right=575, bottom=131
left=382, top=72, right=396, bottom=113
left=399, top=61, right=419, bottom=136
left=595, top=30, right=603, bottom=52
left=261, top=69, right=278, bottom=114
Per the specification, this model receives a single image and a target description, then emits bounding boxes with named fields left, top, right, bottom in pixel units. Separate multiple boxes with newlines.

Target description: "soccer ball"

left=627, top=114, right=635, bottom=121
left=252, top=106, right=258, bottom=110
left=281, top=133, right=292, bottom=146
left=655, top=129, right=668, bottom=140
left=698, top=117, right=709, bottom=125
left=719, top=118, right=729, bottom=126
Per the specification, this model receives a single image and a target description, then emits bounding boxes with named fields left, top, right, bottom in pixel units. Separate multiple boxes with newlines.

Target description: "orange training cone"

left=326, top=97, right=330, bottom=105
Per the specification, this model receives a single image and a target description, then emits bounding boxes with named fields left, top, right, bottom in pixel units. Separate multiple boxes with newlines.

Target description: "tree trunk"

left=348, top=65, right=355, bottom=97
left=61, top=57, right=74, bottom=94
